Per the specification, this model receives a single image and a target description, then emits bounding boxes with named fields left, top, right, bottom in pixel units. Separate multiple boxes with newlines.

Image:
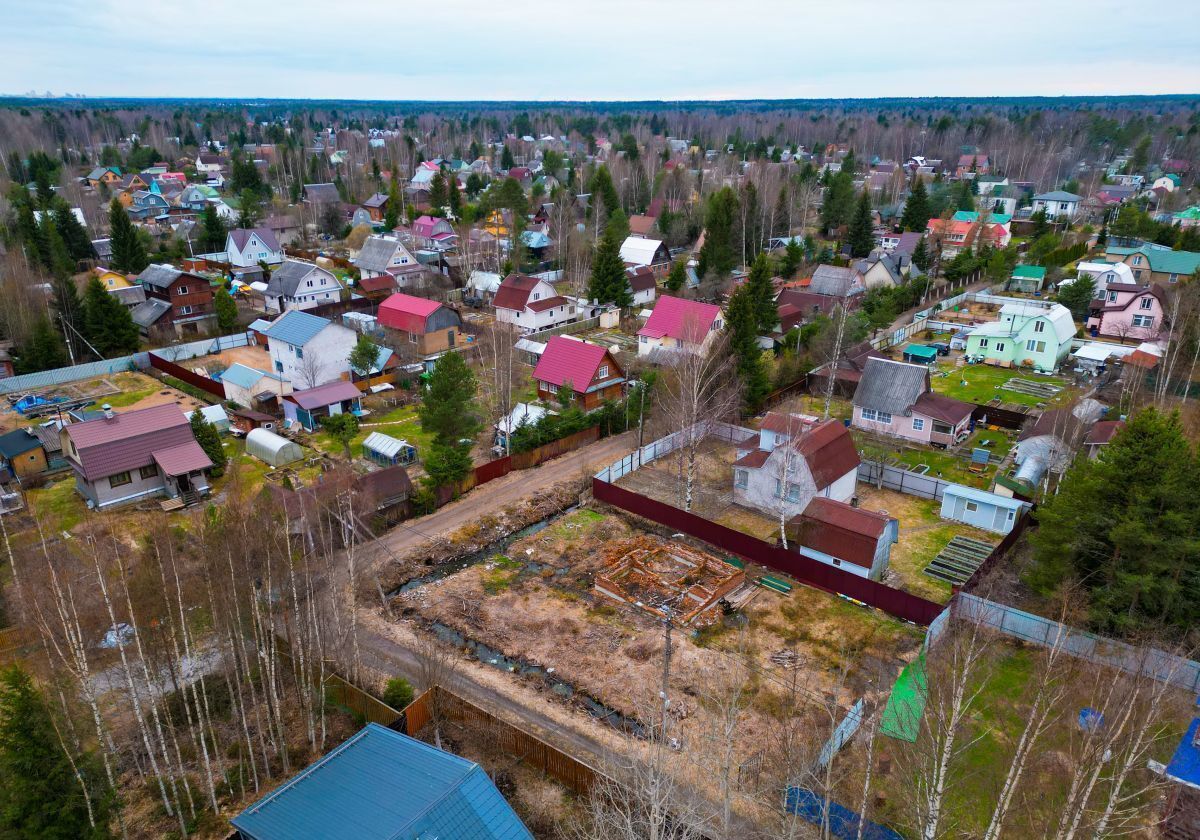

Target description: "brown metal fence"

left=148, top=352, right=226, bottom=398
left=401, top=686, right=602, bottom=794
left=592, top=477, right=944, bottom=626
left=970, top=403, right=1034, bottom=431
left=954, top=510, right=1034, bottom=594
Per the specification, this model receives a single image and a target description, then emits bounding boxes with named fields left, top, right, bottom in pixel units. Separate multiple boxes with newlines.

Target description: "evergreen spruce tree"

left=199, top=203, right=227, bottom=253
left=348, top=332, right=381, bottom=380
left=899, top=177, right=932, bottom=232
left=588, top=165, right=621, bottom=220
left=819, top=170, right=855, bottom=234
left=52, top=201, right=94, bottom=262
left=781, top=239, right=803, bottom=278
left=847, top=190, right=875, bottom=258
left=214, top=287, right=239, bottom=333
left=605, top=208, right=629, bottom=243
left=501, top=144, right=515, bottom=170
left=727, top=286, right=769, bottom=413
left=418, top=351, right=481, bottom=447
left=665, top=259, right=686, bottom=293
left=81, top=278, right=139, bottom=356
left=0, top=665, right=113, bottom=839
left=587, top=227, right=630, bottom=307
left=447, top=175, right=462, bottom=217
left=912, top=236, right=932, bottom=272
left=384, top=177, right=401, bottom=229
left=41, top=218, right=75, bottom=281
left=429, top=171, right=448, bottom=210
left=108, top=198, right=148, bottom=274
left=14, top=317, right=68, bottom=373
left=190, top=410, right=226, bottom=477
left=696, top=187, right=738, bottom=278
left=744, top=252, right=778, bottom=333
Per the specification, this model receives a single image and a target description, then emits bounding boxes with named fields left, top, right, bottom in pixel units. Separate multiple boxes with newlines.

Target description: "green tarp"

left=880, top=651, right=928, bottom=742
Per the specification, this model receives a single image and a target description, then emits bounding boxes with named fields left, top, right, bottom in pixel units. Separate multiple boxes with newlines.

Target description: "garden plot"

left=923, top=535, right=996, bottom=586
left=1001, top=376, right=1063, bottom=399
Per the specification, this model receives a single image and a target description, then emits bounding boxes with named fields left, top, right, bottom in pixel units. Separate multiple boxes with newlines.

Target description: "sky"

left=3, top=0, right=1199, bottom=101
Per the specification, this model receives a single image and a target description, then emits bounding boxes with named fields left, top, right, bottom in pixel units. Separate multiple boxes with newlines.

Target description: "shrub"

left=382, top=677, right=414, bottom=710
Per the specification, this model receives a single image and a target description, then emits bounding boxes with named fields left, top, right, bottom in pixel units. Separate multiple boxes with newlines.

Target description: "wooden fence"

left=275, top=639, right=402, bottom=728
left=401, top=686, right=602, bottom=794
left=148, top=352, right=226, bottom=399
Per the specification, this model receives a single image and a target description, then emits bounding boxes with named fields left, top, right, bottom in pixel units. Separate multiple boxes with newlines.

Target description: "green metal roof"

left=1011, top=265, right=1047, bottom=279
left=903, top=344, right=938, bottom=360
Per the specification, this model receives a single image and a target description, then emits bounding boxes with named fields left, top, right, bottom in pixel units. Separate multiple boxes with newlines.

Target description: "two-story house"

left=851, top=358, right=973, bottom=446
left=618, top=237, right=672, bottom=278
left=1031, top=190, right=1082, bottom=220
left=626, top=266, right=658, bottom=307
left=263, top=259, right=344, bottom=314
left=61, top=403, right=212, bottom=509
left=408, top=216, right=456, bottom=250
left=956, top=154, right=990, bottom=178
left=731, top=418, right=859, bottom=521
left=262, top=309, right=359, bottom=388
left=1104, top=243, right=1200, bottom=285
left=377, top=293, right=464, bottom=359
left=964, top=302, right=1076, bottom=372
left=532, top=335, right=625, bottom=410
left=637, top=295, right=723, bottom=357
left=226, top=228, right=284, bottom=269
left=1086, top=283, right=1166, bottom=342
left=492, top=274, right=576, bottom=334
left=196, top=152, right=223, bottom=176
left=353, top=235, right=425, bottom=296
left=131, top=263, right=216, bottom=339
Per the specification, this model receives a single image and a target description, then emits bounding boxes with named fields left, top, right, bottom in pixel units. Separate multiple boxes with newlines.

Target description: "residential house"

left=786, top=497, right=899, bottom=581
left=230, top=724, right=532, bottom=840
left=302, top=183, right=340, bottom=206
left=409, top=215, right=456, bottom=250
left=851, top=358, right=973, bottom=446
left=493, top=273, right=576, bottom=334
left=1012, top=400, right=1106, bottom=487
left=1084, top=419, right=1124, bottom=459
left=1105, top=242, right=1200, bottom=285
left=953, top=210, right=1012, bottom=247
left=808, top=264, right=866, bottom=299
left=628, top=214, right=658, bottom=238
left=507, top=166, right=533, bottom=190
left=61, top=404, right=212, bottom=509
left=131, top=263, right=216, bottom=338
left=1173, top=206, right=1200, bottom=229
left=626, top=266, right=658, bottom=307
left=618, top=237, right=671, bottom=277
left=262, top=309, right=359, bottom=387
left=1007, top=265, right=1047, bottom=294
left=939, top=484, right=1028, bottom=534
left=377, top=293, right=463, bottom=358
left=637, top=295, right=723, bottom=357
left=282, top=381, right=362, bottom=431
left=226, top=228, right=283, bottom=268
left=1075, top=260, right=1135, bottom=289
left=85, top=166, right=121, bottom=189
left=986, top=183, right=1032, bottom=216
left=220, top=363, right=292, bottom=411
left=956, top=154, right=990, bottom=178
left=361, top=192, right=389, bottom=222
left=532, top=335, right=625, bottom=410
left=1086, top=282, right=1166, bottom=342
left=263, top=259, right=343, bottom=313
left=264, top=215, right=302, bottom=247
left=732, top=419, right=860, bottom=521
left=127, top=190, right=170, bottom=221
left=179, top=184, right=219, bottom=212
left=109, top=285, right=146, bottom=310
left=1032, top=191, right=1083, bottom=220
left=964, top=302, right=1076, bottom=371
left=93, top=267, right=131, bottom=290
left=853, top=254, right=904, bottom=289
left=196, top=153, right=223, bottom=175
left=0, top=427, right=52, bottom=479
left=926, top=216, right=1007, bottom=257
left=353, top=234, right=424, bottom=294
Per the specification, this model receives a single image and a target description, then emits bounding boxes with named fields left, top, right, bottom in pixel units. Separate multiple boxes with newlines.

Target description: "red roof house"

left=637, top=295, right=723, bottom=356
left=787, top=497, right=899, bottom=580
left=532, top=336, right=625, bottom=410
left=732, top=420, right=861, bottom=520
left=377, top=293, right=463, bottom=356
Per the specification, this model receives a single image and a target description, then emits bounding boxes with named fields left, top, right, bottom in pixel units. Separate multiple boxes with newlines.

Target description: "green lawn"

left=891, top=447, right=989, bottom=489
left=26, top=477, right=86, bottom=532
left=312, top=404, right=434, bottom=460
left=930, top=362, right=1069, bottom=407
left=964, top=427, right=1015, bottom=460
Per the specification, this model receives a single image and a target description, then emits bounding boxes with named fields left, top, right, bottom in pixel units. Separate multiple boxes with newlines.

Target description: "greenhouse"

left=245, top=428, right=304, bottom=467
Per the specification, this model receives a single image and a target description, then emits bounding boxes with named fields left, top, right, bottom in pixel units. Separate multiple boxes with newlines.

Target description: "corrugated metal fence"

left=856, top=463, right=953, bottom=501
left=148, top=353, right=225, bottom=399
left=0, top=353, right=150, bottom=394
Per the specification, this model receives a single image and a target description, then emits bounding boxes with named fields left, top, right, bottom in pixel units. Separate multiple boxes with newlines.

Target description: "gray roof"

left=810, top=265, right=861, bottom=297
left=92, top=238, right=113, bottom=259
left=1034, top=190, right=1082, bottom=202
left=852, top=357, right=929, bottom=416
left=355, top=237, right=402, bottom=273
left=110, top=285, right=146, bottom=306
left=854, top=255, right=902, bottom=286
left=131, top=298, right=172, bottom=327
left=265, top=260, right=335, bottom=298
left=136, top=263, right=183, bottom=290
left=304, top=183, right=340, bottom=204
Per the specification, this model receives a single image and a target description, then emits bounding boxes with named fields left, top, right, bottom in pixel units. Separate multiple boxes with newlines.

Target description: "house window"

left=860, top=407, right=892, bottom=423
left=831, top=558, right=842, bottom=566
left=786, top=483, right=801, bottom=503
left=912, top=418, right=925, bottom=431
left=295, top=347, right=303, bottom=358
left=140, top=465, right=159, bottom=480
left=1108, top=290, right=1118, bottom=302
left=598, top=365, right=609, bottom=379
left=1134, top=269, right=1143, bottom=280
left=275, top=360, right=284, bottom=373
left=734, top=469, right=748, bottom=489
left=1169, top=273, right=1179, bottom=283
left=965, top=501, right=978, bottom=513
left=109, top=471, right=132, bottom=488
left=1133, top=256, right=1143, bottom=266
left=409, top=332, right=418, bottom=343
left=1140, top=297, right=1153, bottom=310
left=1026, top=340, right=1045, bottom=353
left=1132, top=315, right=1154, bottom=328
left=544, top=382, right=557, bottom=394
left=177, top=285, right=188, bottom=295
left=1033, top=320, right=1045, bottom=333
left=307, top=280, right=313, bottom=287
left=995, top=343, right=1005, bottom=352
left=978, top=338, right=988, bottom=348
left=532, top=292, right=540, bottom=300
left=180, top=305, right=193, bottom=315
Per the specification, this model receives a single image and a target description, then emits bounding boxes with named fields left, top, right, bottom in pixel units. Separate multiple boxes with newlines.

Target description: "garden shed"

left=939, top=483, right=1028, bottom=534
left=245, top=428, right=304, bottom=467
left=901, top=344, right=938, bottom=365
left=362, top=432, right=417, bottom=466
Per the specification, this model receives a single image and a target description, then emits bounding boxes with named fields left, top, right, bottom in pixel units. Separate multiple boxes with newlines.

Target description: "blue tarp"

left=785, top=788, right=905, bottom=840
left=1166, top=718, right=1200, bottom=786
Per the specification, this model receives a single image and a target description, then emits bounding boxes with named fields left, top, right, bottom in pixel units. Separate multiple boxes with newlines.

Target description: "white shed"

left=245, top=428, right=304, bottom=467
left=189, top=404, right=230, bottom=433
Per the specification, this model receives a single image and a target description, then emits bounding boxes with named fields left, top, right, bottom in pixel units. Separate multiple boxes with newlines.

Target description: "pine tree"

left=108, top=198, right=147, bottom=274
left=912, top=236, right=932, bottom=272
left=819, top=170, right=855, bottom=234
left=899, top=177, right=932, bottom=232
left=81, top=278, right=139, bottom=356
left=588, top=165, right=621, bottom=219
left=727, top=286, right=769, bottom=413
left=384, top=178, right=401, bottom=229
left=14, top=317, right=68, bottom=373
left=214, top=287, right=239, bottom=333
left=429, top=171, right=448, bottom=210
left=587, top=227, right=630, bottom=307
left=847, top=189, right=875, bottom=258
left=665, top=259, right=686, bottom=293
left=190, top=410, right=226, bottom=477
left=52, top=202, right=94, bottom=262
left=501, top=144, right=515, bottom=170
left=200, top=204, right=227, bottom=253
left=418, top=351, right=481, bottom=447
left=781, top=239, right=803, bottom=278
left=41, top=218, right=75, bottom=280
left=605, top=207, right=629, bottom=243
left=447, top=175, right=462, bottom=217
left=348, top=333, right=380, bottom=379
left=0, top=665, right=113, bottom=839
left=697, top=187, right=738, bottom=278
left=744, top=252, right=778, bottom=333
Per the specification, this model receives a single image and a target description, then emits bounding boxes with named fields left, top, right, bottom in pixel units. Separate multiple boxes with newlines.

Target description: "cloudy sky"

left=5, top=0, right=1199, bottom=100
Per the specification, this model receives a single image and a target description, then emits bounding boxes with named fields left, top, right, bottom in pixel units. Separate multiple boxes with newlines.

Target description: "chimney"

left=102, top=403, right=114, bottom=420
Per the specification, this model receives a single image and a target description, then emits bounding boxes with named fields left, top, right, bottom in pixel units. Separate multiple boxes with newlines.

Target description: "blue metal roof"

left=220, top=363, right=274, bottom=390
left=231, top=724, right=532, bottom=840
left=941, top=483, right=1027, bottom=510
left=1166, top=718, right=1200, bottom=788
left=263, top=309, right=331, bottom=348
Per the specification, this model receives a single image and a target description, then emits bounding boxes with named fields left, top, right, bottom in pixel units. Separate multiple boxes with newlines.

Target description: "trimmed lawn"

left=930, top=362, right=1070, bottom=408
left=312, top=404, right=433, bottom=460
left=26, top=477, right=86, bottom=532
left=964, top=427, right=1015, bottom=460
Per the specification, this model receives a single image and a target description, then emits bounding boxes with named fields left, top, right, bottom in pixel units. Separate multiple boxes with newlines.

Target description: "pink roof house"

left=1086, top=283, right=1166, bottom=342
left=637, top=295, right=724, bottom=357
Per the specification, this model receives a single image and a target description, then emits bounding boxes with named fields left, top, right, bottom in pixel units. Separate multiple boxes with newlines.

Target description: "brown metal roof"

left=152, top=441, right=213, bottom=476
left=795, top=421, right=860, bottom=489
left=788, top=497, right=891, bottom=568
left=65, top=404, right=200, bottom=481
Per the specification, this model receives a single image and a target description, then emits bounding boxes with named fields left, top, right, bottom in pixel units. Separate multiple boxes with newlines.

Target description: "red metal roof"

left=1086, top=419, right=1124, bottom=446
left=795, top=420, right=860, bottom=490
left=637, top=295, right=721, bottom=344
left=733, top=449, right=770, bottom=468
left=284, top=380, right=362, bottom=410
left=65, top=403, right=199, bottom=481
left=912, top=392, right=973, bottom=425
left=790, top=497, right=891, bottom=568
left=626, top=266, right=657, bottom=293
left=152, top=440, right=213, bottom=476
left=532, top=336, right=619, bottom=394
left=527, top=295, right=568, bottom=313
left=760, top=411, right=816, bottom=436
left=492, top=274, right=541, bottom=312
left=378, top=293, right=442, bottom=333
left=358, top=275, right=397, bottom=294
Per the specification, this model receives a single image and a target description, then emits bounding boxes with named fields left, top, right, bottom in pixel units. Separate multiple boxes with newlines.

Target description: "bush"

left=382, top=677, right=414, bottom=710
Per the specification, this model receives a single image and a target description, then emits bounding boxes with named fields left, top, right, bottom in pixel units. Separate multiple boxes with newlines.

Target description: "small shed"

left=245, top=428, right=304, bottom=467
left=1008, top=265, right=1047, bottom=294
left=189, top=404, right=231, bottom=433
left=230, top=410, right=277, bottom=436
left=902, top=344, right=938, bottom=365
left=362, top=432, right=417, bottom=466
left=939, top=483, right=1028, bottom=534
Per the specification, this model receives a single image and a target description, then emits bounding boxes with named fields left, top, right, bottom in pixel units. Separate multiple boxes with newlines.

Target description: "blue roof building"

left=232, top=724, right=532, bottom=840
left=262, top=309, right=333, bottom=348
left=939, top=483, right=1029, bottom=534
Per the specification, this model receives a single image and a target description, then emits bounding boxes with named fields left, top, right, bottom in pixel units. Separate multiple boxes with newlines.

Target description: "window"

left=1140, top=297, right=1153, bottom=310
left=785, top=483, right=801, bottom=503
left=1033, top=320, right=1045, bottom=333
left=1169, top=273, right=1179, bottom=283
left=532, top=292, right=540, bottom=300
left=860, top=408, right=892, bottom=424
left=177, top=285, right=188, bottom=295
left=140, top=465, right=159, bottom=480
left=774, top=479, right=783, bottom=498
left=965, top=501, right=978, bottom=513
left=1108, top=290, right=1118, bottom=302
left=544, top=382, right=557, bottom=394
left=995, top=343, right=1005, bottom=352
left=734, top=469, right=748, bottom=489
left=831, top=558, right=842, bottom=567
left=912, top=418, right=925, bottom=431
left=294, top=346, right=303, bottom=359
left=1026, top=340, right=1045, bottom=353
left=932, top=421, right=953, bottom=434
left=109, top=471, right=132, bottom=488
left=1133, top=255, right=1143, bottom=266
left=978, top=338, right=988, bottom=348
left=1133, top=315, right=1154, bottom=328
left=409, top=332, right=418, bottom=343
left=1133, top=269, right=1143, bottom=281
left=307, top=280, right=313, bottom=287
left=180, top=305, right=193, bottom=315
left=597, top=365, right=609, bottom=379
left=275, top=360, right=284, bottom=373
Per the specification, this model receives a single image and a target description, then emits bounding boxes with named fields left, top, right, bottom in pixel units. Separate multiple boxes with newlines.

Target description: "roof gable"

left=637, top=295, right=721, bottom=343
left=853, top=358, right=929, bottom=415
left=795, top=421, right=860, bottom=489
left=378, top=293, right=443, bottom=333
left=533, top=336, right=620, bottom=393
left=263, top=309, right=332, bottom=347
